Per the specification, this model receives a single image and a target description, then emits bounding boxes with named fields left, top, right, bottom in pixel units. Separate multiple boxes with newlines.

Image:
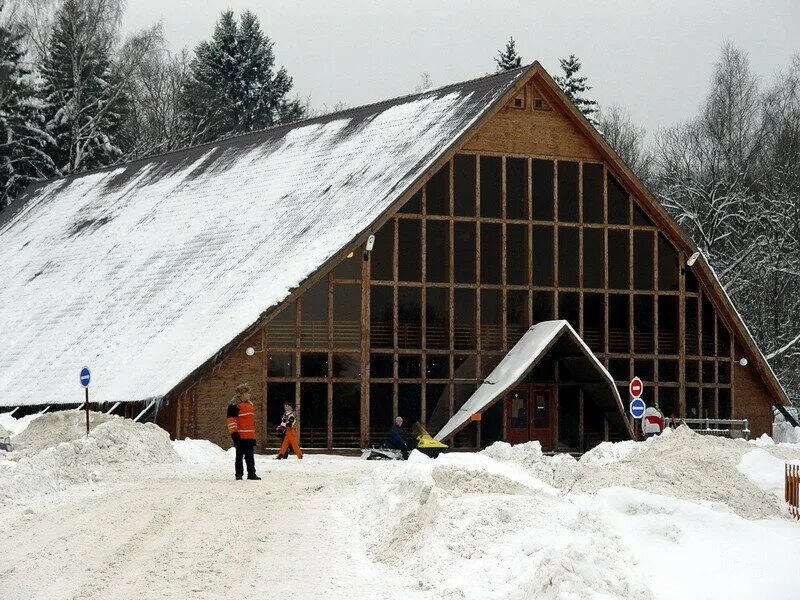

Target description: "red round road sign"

left=629, top=376, right=643, bottom=398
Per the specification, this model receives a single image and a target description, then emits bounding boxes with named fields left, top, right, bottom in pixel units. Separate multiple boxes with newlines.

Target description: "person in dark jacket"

left=387, top=416, right=414, bottom=459
left=275, top=403, right=303, bottom=460
left=226, top=383, right=260, bottom=480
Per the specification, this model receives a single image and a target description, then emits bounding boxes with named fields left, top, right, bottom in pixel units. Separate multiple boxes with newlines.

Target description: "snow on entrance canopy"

left=435, top=320, right=633, bottom=442
left=0, top=68, right=526, bottom=407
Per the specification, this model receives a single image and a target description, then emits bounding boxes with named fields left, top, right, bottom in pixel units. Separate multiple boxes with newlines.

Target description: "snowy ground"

left=1, top=412, right=800, bottom=600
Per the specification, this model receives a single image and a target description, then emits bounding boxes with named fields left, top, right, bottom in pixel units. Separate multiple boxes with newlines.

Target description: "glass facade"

left=262, top=154, right=735, bottom=449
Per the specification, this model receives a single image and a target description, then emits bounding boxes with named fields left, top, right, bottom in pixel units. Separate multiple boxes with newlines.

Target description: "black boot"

left=247, top=474, right=261, bottom=480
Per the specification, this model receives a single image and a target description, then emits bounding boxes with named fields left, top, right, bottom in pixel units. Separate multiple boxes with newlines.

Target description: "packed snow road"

left=0, top=457, right=423, bottom=600
left=2, top=412, right=800, bottom=600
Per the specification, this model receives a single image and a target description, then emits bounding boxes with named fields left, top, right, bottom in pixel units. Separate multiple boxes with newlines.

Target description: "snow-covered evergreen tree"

left=0, top=3, right=54, bottom=207
left=39, top=0, right=127, bottom=174
left=555, top=54, right=598, bottom=125
left=495, top=37, right=522, bottom=72
left=180, top=10, right=304, bottom=145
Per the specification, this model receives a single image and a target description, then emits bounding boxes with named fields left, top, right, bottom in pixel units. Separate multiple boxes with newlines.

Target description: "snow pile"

left=0, top=412, right=178, bottom=505
left=11, top=410, right=114, bottom=457
left=737, top=449, right=800, bottom=498
left=570, top=426, right=790, bottom=518
left=355, top=452, right=653, bottom=599
left=173, top=438, right=228, bottom=463
left=354, top=430, right=800, bottom=600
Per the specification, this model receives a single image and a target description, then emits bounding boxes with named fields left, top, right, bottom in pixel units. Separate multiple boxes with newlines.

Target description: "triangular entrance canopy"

left=435, top=320, right=633, bottom=442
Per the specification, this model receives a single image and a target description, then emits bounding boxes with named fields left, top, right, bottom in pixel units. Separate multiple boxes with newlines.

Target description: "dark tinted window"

left=398, top=354, right=421, bottom=378
left=480, top=156, right=502, bottom=218
left=267, top=353, right=294, bottom=378
left=558, top=291, right=579, bottom=331
left=453, top=154, right=475, bottom=216
left=608, top=229, right=629, bottom=289
left=481, top=222, right=502, bottom=284
left=398, top=220, right=421, bottom=282
left=557, top=161, right=579, bottom=222
left=454, top=288, right=476, bottom=349
left=558, top=226, right=579, bottom=287
left=426, top=220, right=449, bottom=283
left=371, top=220, right=394, bottom=281
left=532, top=159, right=554, bottom=220
left=426, top=163, right=449, bottom=215
left=506, top=157, right=528, bottom=219
left=633, top=231, right=654, bottom=290
left=454, top=222, right=476, bottom=283
left=658, top=296, right=679, bottom=354
left=397, top=287, right=421, bottom=349
left=425, top=288, right=448, bottom=349
left=301, top=353, right=328, bottom=377
left=633, top=201, right=653, bottom=226
left=532, top=225, right=554, bottom=286
left=583, top=163, right=603, bottom=223
left=398, top=190, right=421, bottom=214
left=370, top=285, right=393, bottom=348
left=583, top=227, right=604, bottom=288
left=607, top=173, right=629, bottom=225
left=532, top=291, right=554, bottom=324
left=584, top=293, right=604, bottom=353
left=506, top=223, right=527, bottom=285
left=633, top=295, right=654, bottom=354
left=481, top=289, right=502, bottom=350
left=370, top=353, right=393, bottom=378
left=609, top=294, right=630, bottom=353
left=658, top=234, right=679, bottom=291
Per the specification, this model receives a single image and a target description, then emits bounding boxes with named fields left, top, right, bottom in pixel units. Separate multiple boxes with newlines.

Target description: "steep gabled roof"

left=0, top=67, right=528, bottom=406
left=435, top=321, right=632, bottom=442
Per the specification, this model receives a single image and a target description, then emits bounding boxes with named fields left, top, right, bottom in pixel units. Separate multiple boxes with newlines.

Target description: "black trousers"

left=234, top=438, right=257, bottom=478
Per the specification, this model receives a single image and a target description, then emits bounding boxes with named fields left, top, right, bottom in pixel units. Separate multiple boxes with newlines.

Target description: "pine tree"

left=180, top=10, right=304, bottom=145
left=0, top=4, right=55, bottom=207
left=555, top=54, right=599, bottom=125
left=495, top=37, right=522, bottom=72
left=39, top=0, right=127, bottom=174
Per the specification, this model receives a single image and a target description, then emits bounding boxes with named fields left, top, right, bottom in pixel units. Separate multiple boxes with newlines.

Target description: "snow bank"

left=354, top=429, right=800, bottom=600
left=173, top=438, right=228, bottom=463
left=0, top=412, right=178, bottom=505
left=737, top=449, right=800, bottom=498
left=11, top=410, right=114, bottom=457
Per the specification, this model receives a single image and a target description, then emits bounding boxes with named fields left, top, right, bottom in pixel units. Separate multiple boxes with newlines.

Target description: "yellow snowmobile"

left=361, top=422, right=448, bottom=460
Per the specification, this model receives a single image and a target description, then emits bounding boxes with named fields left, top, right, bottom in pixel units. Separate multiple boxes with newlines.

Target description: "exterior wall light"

left=364, top=234, right=376, bottom=261
left=687, top=251, right=701, bottom=267
left=739, top=357, right=748, bottom=367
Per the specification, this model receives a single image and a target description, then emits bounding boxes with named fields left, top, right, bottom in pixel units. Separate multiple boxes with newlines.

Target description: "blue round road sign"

left=629, top=397, right=646, bottom=419
left=79, top=367, right=91, bottom=388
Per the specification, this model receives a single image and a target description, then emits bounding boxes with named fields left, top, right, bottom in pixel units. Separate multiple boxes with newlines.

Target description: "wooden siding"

left=733, top=339, right=774, bottom=437
left=462, top=77, right=602, bottom=160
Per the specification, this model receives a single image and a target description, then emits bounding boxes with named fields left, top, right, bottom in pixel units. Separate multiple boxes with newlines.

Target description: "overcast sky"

left=123, top=0, right=799, bottom=134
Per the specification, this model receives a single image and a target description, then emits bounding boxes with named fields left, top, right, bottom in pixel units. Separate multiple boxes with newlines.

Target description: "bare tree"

left=597, top=104, right=652, bottom=183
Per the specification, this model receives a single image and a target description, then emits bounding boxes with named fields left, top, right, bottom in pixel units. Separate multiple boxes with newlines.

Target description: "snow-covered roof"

left=0, top=67, right=526, bottom=407
left=435, top=321, right=632, bottom=441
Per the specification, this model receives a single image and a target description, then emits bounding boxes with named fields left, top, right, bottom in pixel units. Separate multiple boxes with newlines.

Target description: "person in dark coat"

left=226, top=383, right=260, bottom=480
left=387, top=416, right=415, bottom=459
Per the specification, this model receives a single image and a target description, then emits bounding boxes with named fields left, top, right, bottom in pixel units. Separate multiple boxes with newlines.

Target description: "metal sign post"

left=629, top=377, right=644, bottom=440
left=80, top=367, right=91, bottom=436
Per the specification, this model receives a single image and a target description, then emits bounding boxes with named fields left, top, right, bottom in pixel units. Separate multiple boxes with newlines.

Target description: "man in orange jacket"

left=276, top=402, right=303, bottom=460
left=226, top=383, right=261, bottom=480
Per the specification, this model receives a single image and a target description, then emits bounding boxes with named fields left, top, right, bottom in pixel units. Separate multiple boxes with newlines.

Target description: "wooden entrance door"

left=506, top=386, right=553, bottom=451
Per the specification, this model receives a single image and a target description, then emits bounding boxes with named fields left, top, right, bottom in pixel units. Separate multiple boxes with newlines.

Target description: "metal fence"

left=674, top=418, right=750, bottom=440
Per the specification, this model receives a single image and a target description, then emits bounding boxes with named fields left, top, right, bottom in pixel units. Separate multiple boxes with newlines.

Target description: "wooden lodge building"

left=0, top=63, right=790, bottom=453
